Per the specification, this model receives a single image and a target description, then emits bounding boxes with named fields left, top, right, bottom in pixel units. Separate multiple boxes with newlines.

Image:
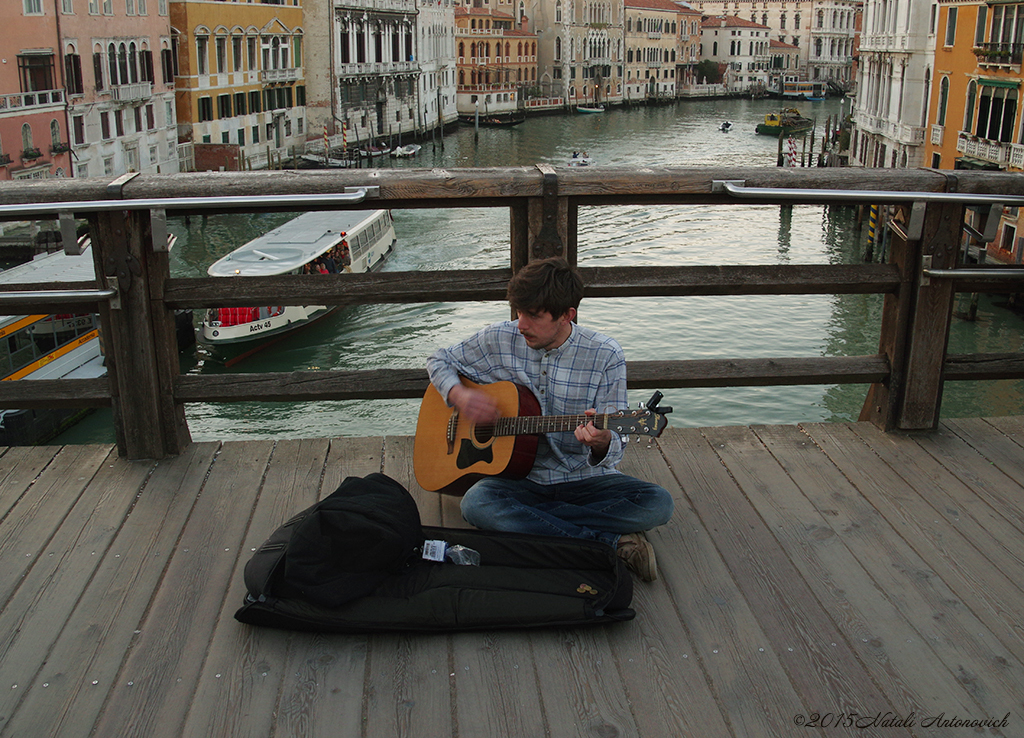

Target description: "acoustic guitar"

left=413, top=378, right=669, bottom=495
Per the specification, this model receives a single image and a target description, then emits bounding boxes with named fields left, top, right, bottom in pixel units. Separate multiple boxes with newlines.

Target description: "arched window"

left=129, top=42, right=139, bottom=83
left=22, top=122, right=33, bottom=151
left=937, top=76, right=949, bottom=125
left=964, top=79, right=977, bottom=132
left=50, top=118, right=61, bottom=146
left=108, top=43, right=118, bottom=85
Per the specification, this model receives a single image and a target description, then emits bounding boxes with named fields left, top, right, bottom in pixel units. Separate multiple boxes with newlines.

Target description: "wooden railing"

left=2, top=166, right=1024, bottom=459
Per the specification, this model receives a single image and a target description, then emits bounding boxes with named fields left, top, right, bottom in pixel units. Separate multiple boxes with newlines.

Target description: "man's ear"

left=563, top=306, right=578, bottom=324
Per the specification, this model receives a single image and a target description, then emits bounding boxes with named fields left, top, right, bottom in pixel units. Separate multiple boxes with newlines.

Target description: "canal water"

left=56, top=97, right=1024, bottom=443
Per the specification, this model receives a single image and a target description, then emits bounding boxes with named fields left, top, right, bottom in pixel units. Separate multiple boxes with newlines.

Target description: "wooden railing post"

left=896, top=200, right=963, bottom=429
left=860, top=199, right=963, bottom=430
left=92, top=209, right=189, bottom=459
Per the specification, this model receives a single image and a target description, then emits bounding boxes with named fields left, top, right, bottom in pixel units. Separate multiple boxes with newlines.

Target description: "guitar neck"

left=493, top=414, right=610, bottom=437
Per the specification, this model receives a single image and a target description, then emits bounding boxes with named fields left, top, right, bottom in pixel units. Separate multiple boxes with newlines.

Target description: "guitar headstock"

left=606, top=408, right=669, bottom=438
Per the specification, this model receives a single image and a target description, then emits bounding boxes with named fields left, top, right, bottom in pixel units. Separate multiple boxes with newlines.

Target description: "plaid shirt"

left=426, top=320, right=627, bottom=483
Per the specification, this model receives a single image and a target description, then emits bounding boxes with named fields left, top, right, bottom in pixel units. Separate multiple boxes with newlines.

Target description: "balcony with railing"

left=957, top=130, right=1014, bottom=168
left=110, top=82, right=153, bottom=103
left=336, top=60, right=418, bottom=77
left=972, top=42, right=1024, bottom=67
left=931, top=124, right=944, bottom=147
left=0, top=88, right=65, bottom=112
left=261, top=67, right=300, bottom=83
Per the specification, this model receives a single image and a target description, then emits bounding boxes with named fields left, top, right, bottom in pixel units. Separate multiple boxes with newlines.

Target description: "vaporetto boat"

left=198, top=209, right=397, bottom=358
left=0, top=246, right=105, bottom=445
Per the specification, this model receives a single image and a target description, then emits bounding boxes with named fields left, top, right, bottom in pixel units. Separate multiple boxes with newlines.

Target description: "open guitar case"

left=234, top=473, right=635, bottom=633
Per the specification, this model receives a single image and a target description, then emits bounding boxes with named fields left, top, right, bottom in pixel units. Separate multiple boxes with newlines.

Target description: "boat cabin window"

left=2, top=313, right=97, bottom=380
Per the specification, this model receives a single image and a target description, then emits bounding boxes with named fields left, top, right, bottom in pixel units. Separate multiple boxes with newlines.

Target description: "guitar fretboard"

left=488, top=414, right=610, bottom=437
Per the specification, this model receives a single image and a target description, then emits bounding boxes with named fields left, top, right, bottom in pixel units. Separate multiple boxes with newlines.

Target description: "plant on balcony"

left=50, top=141, right=71, bottom=154
left=21, top=147, right=42, bottom=160
left=0, top=153, right=11, bottom=165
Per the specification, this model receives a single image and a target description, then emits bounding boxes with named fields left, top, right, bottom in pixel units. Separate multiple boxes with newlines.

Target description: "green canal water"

left=55, top=97, right=1024, bottom=443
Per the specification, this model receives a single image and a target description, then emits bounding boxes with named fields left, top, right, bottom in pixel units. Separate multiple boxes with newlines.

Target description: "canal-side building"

left=689, top=0, right=861, bottom=88
left=415, top=0, right=459, bottom=137
left=454, top=5, right=538, bottom=117
left=527, top=0, right=625, bottom=108
left=768, top=38, right=802, bottom=92
left=61, top=0, right=178, bottom=176
left=170, top=0, right=306, bottom=171
left=674, top=3, right=704, bottom=93
left=926, top=0, right=1024, bottom=266
left=623, top=0, right=683, bottom=104
left=700, top=15, right=772, bottom=93
left=850, top=0, right=932, bottom=168
left=2, top=2, right=71, bottom=180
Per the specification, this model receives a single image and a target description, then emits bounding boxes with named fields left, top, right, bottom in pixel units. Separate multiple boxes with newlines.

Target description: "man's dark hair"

left=507, top=257, right=584, bottom=318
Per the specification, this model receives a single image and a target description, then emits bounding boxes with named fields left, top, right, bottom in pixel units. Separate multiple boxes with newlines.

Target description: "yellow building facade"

left=927, top=0, right=1024, bottom=264
left=170, top=0, right=305, bottom=170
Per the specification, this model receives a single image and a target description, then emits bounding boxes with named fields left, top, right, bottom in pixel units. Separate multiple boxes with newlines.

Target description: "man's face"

left=516, top=307, right=575, bottom=351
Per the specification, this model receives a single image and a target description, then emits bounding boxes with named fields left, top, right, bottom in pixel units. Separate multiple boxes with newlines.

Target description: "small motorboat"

left=359, top=143, right=391, bottom=158
left=577, top=105, right=605, bottom=114
left=390, top=144, right=422, bottom=158
left=720, top=121, right=733, bottom=132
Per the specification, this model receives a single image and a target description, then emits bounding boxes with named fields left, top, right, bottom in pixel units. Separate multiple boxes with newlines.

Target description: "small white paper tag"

left=422, top=539, right=447, bottom=562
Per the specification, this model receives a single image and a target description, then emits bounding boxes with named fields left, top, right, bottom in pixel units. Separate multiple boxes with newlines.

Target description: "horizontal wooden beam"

left=158, top=264, right=902, bottom=311
left=5, top=353, right=1023, bottom=411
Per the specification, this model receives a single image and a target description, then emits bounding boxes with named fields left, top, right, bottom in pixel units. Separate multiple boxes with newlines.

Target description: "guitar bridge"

left=446, top=408, right=458, bottom=455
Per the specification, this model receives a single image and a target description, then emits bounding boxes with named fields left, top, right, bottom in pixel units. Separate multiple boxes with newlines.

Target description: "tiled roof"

left=701, top=14, right=771, bottom=30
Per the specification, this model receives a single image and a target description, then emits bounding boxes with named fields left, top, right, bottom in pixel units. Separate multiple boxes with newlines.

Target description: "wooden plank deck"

left=1, top=418, right=1023, bottom=738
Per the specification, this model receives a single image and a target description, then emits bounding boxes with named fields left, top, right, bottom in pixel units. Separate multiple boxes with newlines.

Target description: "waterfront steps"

left=1, top=418, right=1023, bottom=737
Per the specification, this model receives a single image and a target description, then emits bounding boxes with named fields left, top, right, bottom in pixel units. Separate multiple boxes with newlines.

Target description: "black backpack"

left=235, top=473, right=634, bottom=633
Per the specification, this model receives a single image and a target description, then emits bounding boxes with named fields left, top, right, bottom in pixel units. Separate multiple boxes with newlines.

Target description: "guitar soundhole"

left=473, top=424, right=494, bottom=445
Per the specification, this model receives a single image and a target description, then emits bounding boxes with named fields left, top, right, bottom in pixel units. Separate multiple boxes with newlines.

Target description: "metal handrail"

left=0, top=288, right=116, bottom=303
left=923, top=268, right=1024, bottom=279
left=0, top=186, right=378, bottom=217
left=713, top=180, right=1024, bottom=205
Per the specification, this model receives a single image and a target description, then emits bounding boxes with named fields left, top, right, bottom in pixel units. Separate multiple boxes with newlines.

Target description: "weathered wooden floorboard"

left=692, top=425, right=911, bottom=738
left=611, top=443, right=734, bottom=738
left=5, top=443, right=217, bottom=738
left=0, top=444, right=111, bottom=606
left=89, top=440, right=275, bottom=738
left=0, top=445, right=154, bottom=737
left=803, top=423, right=1024, bottom=665
left=850, top=423, right=1024, bottom=585
left=911, top=421, right=1024, bottom=542
left=181, top=438, right=331, bottom=738
left=654, top=428, right=809, bottom=738
left=751, top=424, right=1020, bottom=727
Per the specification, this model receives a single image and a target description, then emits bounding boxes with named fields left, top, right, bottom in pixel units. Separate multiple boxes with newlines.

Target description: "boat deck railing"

left=1, top=166, right=1024, bottom=459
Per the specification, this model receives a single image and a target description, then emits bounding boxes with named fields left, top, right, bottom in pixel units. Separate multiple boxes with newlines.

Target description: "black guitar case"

left=234, top=473, right=635, bottom=633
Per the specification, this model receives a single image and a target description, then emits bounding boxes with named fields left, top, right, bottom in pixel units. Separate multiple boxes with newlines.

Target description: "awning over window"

left=955, top=156, right=1003, bottom=170
left=979, top=77, right=1021, bottom=88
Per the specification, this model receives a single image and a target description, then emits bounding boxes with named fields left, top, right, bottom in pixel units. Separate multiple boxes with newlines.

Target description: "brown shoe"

left=616, top=532, right=657, bottom=582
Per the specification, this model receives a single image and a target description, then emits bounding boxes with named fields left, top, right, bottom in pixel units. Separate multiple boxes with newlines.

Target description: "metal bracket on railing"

left=533, top=164, right=563, bottom=258
left=711, top=180, right=746, bottom=193
left=887, top=201, right=927, bottom=242
left=59, top=210, right=82, bottom=256
left=107, top=276, right=121, bottom=310
left=107, top=171, right=140, bottom=197
left=962, top=203, right=1002, bottom=243
left=151, top=208, right=170, bottom=252
left=921, top=255, right=933, bottom=286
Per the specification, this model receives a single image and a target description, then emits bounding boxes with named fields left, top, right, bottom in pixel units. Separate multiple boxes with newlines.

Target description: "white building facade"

left=851, top=0, right=934, bottom=167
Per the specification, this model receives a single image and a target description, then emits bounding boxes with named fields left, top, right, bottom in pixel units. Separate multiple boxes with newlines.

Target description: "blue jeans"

left=460, top=474, right=674, bottom=548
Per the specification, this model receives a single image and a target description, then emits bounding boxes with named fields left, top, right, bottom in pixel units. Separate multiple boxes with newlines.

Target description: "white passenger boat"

left=0, top=246, right=105, bottom=445
left=198, top=210, right=396, bottom=358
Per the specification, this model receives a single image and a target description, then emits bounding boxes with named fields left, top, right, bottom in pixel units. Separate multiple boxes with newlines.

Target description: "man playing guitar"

left=425, top=257, right=674, bottom=581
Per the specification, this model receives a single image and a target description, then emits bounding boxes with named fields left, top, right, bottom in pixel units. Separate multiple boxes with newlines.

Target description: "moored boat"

left=577, top=104, right=605, bottom=114
left=755, top=108, right=814, bottom=136
left=359, top=143, right=391, bottom=158
left=0, top=246, right=106, bottom=445
left=458, top=111, right=526, bottom=126
left=390, top=144, right=422, bottom=158
left=198, top=210, right=396, bottom=362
